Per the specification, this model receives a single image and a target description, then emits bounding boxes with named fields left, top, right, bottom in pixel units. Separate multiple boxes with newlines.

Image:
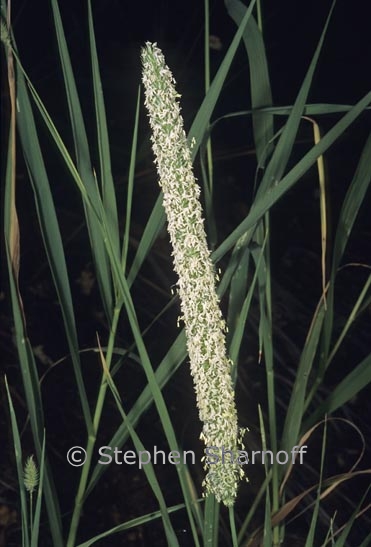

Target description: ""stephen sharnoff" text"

left=205, top=446, right=307, bottom=465
left=97, top=445, right=307, bottom=468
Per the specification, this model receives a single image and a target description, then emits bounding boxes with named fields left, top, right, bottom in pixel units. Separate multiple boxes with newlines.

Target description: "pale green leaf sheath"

left=141, top=42, right=244, bottom=506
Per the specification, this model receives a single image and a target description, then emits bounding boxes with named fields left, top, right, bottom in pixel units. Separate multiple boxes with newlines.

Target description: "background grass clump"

left=1, top=0, right=371, bottom=546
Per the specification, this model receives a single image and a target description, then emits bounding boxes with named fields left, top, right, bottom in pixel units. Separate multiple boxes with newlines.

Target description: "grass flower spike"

left=24, top=455, right=39, bottom=494
left=141, top=42, right=244, bottom=506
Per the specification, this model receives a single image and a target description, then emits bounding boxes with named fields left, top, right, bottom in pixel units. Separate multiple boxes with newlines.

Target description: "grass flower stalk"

left=141, top=42, right=244, bottom=506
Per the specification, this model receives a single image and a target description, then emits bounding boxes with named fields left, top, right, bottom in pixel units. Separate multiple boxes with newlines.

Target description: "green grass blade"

left=122, top=87, right=141, bottom=272
left=226, top=243, right=250, bottom=328
left=5, top=258, right=63, bottom=546
left=127, top=196, right=166, bottom=286
left=190, top=0, right=257, bottom=154
left=253, top=222, right=280, bottom=530
left=259, top=406, right=273, bottom=545
left=321, top=132, right=371, bottom=365
left=4, top=110, right=64, bottom=545
left=357, top=531, right=371, bottom=547
left=326, top=273, right=371, bottom=369
left=204, top=495, right=219, bottom=547
left=75, top=503, right=187, bottom=547
left=256, top=0, right=337, bottom=197
left=217, top=233, right=253, bottom=297
left=5, top=377, right=30, bottom=547
left=305, top=351, right=371, bottom=428
left=331, top=132, right=371, bottom=271
left=86, top=330, right=187, bottom=493
left=209, top=103, right=371, bottom=126
left=305, top=133, right=371, bottom=412
left=237, top=473, right=272, bottom=543
left=8, top=44, right=100, bottom=218
left=263, top=490, right=273, bottom=547
left=50, top=0, right=114, bottom=318
left=213, top=91, right=371, bottom=262
left=281, top=299, right=326, bottom=456
left=333, top=485, right=371, bottom=547
left=100, top=269, right=201, bottom=544
left=86, top=329, right=204, bottom=535
left=87, top=0, right=120, bottom=258
left=98, top=349, right=180, bottom=546
left=226, top=0, right=274, bottom=160
left=227, top=246, right=251, bottom=370
left=85, top=332, right=204, bottom=532
left=229, top=506, right=238, bottom=547
left=15, top=56, right=93, bottom=433
left=31, top=434, right=46, bottom=547
left=304, top=421, right=327, bottom=547
left=201, top=0, right=217, bottom=247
